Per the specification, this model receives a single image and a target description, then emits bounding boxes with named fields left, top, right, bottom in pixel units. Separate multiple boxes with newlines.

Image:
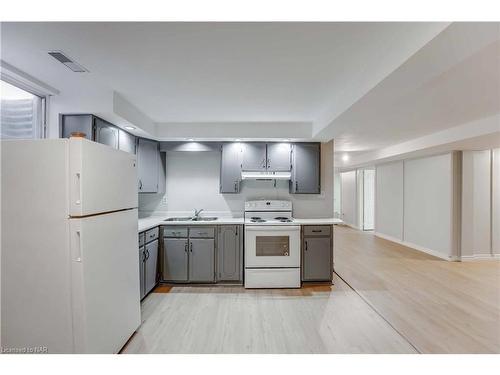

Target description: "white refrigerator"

left=1, top=138, right=141, bottom=353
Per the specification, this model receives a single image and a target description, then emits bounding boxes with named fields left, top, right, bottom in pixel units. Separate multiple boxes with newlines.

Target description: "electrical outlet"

left=162, top=195, right=167, bottom=204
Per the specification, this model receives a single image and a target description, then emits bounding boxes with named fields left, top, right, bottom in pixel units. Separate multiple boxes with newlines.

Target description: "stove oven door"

left=245, top=225, right=300, bottom=268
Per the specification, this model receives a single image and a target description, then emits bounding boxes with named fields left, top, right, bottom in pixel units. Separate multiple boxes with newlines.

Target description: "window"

left=0, top=80, right=45, bottom=139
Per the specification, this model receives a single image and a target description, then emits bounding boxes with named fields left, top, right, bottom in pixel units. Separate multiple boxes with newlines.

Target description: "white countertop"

left=138, top=215, right=343, bottom=232
left=138, top=216, right=245, bottom=232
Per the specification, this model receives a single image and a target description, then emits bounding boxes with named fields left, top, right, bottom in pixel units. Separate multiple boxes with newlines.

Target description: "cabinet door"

left=217, top=225, right=242, bottom=282
left=119, top=129, right=136, bottom=154
left=144, top=239, right=158, bottom=295
left=139, top=246, right=145, bottom=299
left=267, top=143, right=291, bottom=171
left=303, top=237, right=332, bottom=281
left=137, top=138, right=159, bottom=193
left=220, top=143, right=241, bottom=193
left=61, top=114, right=93, bottom=140
left=241, top=143, right=267, bottom=171
left=290, top=143, right=320, bottom=194
left=189, top=239, right=215, bottom=282
left=163, top=238, right=188, bottom=282
left=94, top=117, right=119, bottom=149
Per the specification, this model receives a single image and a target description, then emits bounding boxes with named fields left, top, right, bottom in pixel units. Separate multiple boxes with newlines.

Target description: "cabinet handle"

left=142, top=250, right=146, bottom=262
left=198, top=232, right=208, bottom=236
left=262, top=159, right=266, bottom=168
left=190, top=242, right=193, bottom=252
left=312, top=230, right=322, bottom=233
left=184, top=242, right=188, bottom=252
left=295, top=181, right=299, bottom=192
left=139, top=179, right=143, bottom=190
left=234, top=181, right=238, bottom=192
left=305, top=241, right=308, bottom=251
left=145, top=249, right=150, bottom=260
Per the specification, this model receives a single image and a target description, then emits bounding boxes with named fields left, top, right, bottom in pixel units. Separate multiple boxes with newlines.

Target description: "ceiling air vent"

left=48, top=51, right=88, bottom=73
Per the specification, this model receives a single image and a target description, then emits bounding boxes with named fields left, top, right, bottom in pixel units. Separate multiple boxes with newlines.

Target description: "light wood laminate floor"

left=334, top=226, right=500, bottom=354
left=122, top=275, right=417, bottom=354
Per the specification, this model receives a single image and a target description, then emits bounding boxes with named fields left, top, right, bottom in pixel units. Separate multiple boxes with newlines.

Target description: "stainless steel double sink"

left=164, top=217, right=218, bottom=222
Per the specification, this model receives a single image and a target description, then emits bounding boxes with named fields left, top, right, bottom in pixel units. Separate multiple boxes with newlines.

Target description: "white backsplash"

left=139, top=141, right=334, bottom=219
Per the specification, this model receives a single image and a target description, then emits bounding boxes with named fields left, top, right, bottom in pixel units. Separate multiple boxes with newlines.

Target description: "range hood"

left=241, top=171, right=291, bottom=180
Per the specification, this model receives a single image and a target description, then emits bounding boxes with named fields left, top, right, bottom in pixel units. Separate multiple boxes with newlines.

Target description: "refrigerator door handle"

left=75, top=172, right=81, bottom=206
left=74, top=230, right=82, bottom=262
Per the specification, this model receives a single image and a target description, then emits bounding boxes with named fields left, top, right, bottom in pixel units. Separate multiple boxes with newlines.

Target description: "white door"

left=245, top=226, right=300, bottom=268
left=69, top=138, right=138, bottom=216
left=341, top=171, right=357, bottom=227
left=69, top=209, right=141, bottom=353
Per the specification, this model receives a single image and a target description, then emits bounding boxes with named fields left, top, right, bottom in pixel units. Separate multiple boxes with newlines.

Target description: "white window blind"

left=0, top=80, right=43, bottom=139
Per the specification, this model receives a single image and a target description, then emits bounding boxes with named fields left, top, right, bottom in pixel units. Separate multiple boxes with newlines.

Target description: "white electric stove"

left=244, top=200, right=301, bottom=288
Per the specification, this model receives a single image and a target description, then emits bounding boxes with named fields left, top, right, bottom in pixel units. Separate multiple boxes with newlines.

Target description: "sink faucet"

left=193, top=208, right=204, bottom=220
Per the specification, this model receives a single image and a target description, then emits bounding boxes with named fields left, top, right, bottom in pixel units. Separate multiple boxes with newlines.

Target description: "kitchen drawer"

left=145, top=227, right=159, bottom=243
left=189, top=227, right=215, bottom=238
left=138, top=232, right=145, bottom=247
left=303, top=225, right=331, bottom=237
left=163, top=227, right=188, bottom=238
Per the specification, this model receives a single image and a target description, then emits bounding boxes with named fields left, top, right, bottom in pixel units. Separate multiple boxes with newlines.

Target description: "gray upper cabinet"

left=60, top=114, right=93, bottom=140
left=267, top=143, right=291, bottom=171
left=220, top=143, right=242, bottom=193
left=163, top=238, right=189, bottom=282
left=217, top=225, right=242, bottom=282
left=144, top=239, right=159, bottom=295
left=119, top=129, right=136, bottom=154
left=302, top=226, right=332, bottom=281
left=94, top=117, right=119, bottom=149
left=137, top=138, right=159, bottom=193
left=241, top=143, right=267, bottom=171
left=290, top=143, right=321, bottom=194
left=189, top=239, right=215, bottom=282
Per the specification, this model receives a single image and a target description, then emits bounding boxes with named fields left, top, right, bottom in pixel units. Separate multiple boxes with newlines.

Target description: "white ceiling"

left=328, top=22, right=500, bottom=153
left=1, top=22, right=498, bottom=157
left=1, top=22, right=445, bottom=124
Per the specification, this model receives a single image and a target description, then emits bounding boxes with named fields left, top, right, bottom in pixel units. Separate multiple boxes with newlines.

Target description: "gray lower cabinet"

left=189, top=239, right=215, bottom=282
left=220, top=143, right=242, bottom=193
left=290, top=143, right=321, bottom=194
left=163, top=238, right=189, bottom=282
left=302, top=225, right=333, bottom=281
left=138, top=229, right=159, bottom=300
left=144, top=239, right=159, bottom=294
left=139, top=246, right=145, bottom=299
left=162, top=226, right=216, bottom=283
left=217, top=225, right=242, bottom=282
left=137, top=138, right=159, bottom=193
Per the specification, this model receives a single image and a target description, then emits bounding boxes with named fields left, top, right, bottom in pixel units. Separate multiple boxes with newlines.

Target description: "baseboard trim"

left=373, top=232, right=459, bottom=261
left=461, top=254, right=500, bottom=261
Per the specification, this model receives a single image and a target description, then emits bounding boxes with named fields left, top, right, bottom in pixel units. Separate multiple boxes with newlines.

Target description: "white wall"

left=374, top=153, right=460, bottom=260
left=461, top=151, right=492, bottom=258
left=375, top=161, right=404, bottom=241
left=140, top=141, right=334, bottom=219
left=404, top=153, right=456, bottom=259
left=493, top=149, right=500, bottom=255
left=363, top=169, right=375, bottom=230
left=340, top=170, right=357, bottom=227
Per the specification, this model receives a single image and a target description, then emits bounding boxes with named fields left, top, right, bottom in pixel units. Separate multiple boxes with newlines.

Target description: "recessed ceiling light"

left=342, top=154, right=350, bottom=162
left=235, top=139, right=241, bottom=142
left=188, top=138, right=194, bottom=141
left=124, top=126, right=135, bottom=130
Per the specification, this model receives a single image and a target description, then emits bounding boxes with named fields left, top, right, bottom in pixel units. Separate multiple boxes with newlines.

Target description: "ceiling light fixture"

left=342, top=154, right=350, bottom=162
left=188, top=138, right=194, bottom=141
left=124, top=126, right=135, bottom=130
left=235, top=139, right=241, bottom=142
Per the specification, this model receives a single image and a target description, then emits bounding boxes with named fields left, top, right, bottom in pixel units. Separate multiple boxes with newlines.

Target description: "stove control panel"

left=244, top=200, right=292, bottom=211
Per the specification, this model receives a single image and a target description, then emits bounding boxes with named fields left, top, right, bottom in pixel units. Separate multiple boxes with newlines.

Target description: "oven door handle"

left=244, top=225, right=300, bottom=232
